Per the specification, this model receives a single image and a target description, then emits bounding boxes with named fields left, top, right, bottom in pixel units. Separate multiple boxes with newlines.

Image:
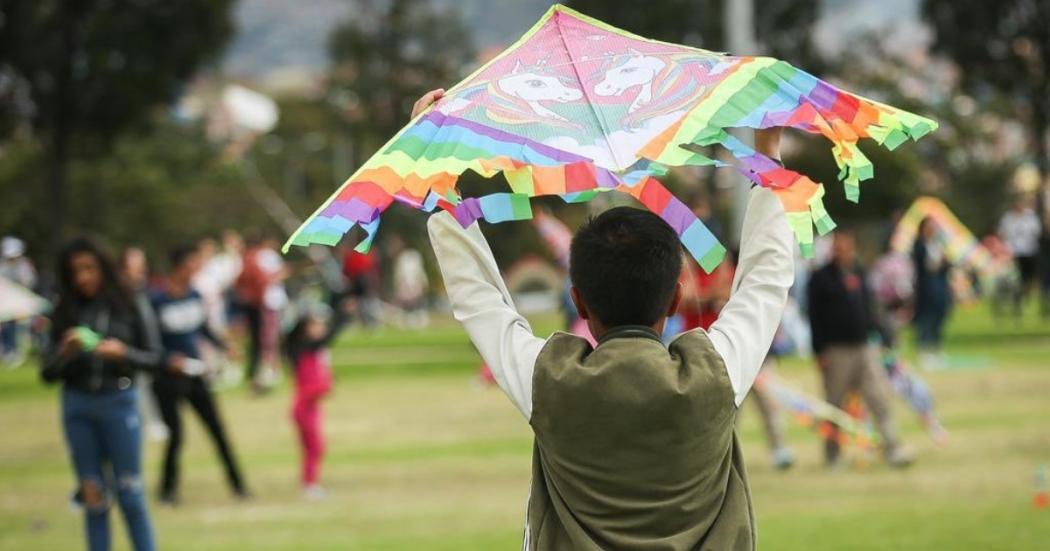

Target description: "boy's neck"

left=596, top=325, right=663, bottom=344
left=588, top=319, right=667, bottom=343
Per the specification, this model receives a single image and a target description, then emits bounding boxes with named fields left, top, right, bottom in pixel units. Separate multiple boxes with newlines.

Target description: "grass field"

left=2, top=305, right=1049, bottom=550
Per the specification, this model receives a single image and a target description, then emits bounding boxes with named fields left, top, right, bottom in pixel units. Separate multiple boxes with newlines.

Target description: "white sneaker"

left=303, top=485, right=329, bottom=501
left=918, top=351, right=946, bottom=371
left=772, top=447, right=796, bottom=470
left=146, top=422, right=169, bottom=442
left=886, top=446, right=916, bottom=468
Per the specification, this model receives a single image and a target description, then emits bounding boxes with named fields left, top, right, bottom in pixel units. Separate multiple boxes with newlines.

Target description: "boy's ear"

left=570, top=286, right=589, bottom=320
left=666, top=282, right=683, bottom=317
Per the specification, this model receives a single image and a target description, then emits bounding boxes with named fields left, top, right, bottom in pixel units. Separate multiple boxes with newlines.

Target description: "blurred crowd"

left=0, top=230, right=434, bottom=375
left=1, top=190, right=1048, bottom=549
left=0, top=226, right=435, bottom=549
left=545, top=190, right=1050, bottom=472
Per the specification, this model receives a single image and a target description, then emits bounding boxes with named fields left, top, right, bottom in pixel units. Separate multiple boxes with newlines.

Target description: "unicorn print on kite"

left=497, top=60, right=584, bottom=122
left=594, top=48, right=670, bottom=114
left=285, top=4, right=937, bottom=273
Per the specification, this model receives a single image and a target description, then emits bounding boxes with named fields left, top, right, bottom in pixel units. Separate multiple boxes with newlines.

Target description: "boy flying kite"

left=416, top=89, right=794, bottom=550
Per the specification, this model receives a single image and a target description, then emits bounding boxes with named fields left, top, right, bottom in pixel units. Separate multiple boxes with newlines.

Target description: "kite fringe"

left=650, top=125, right=838, bottom=257
left=288, top=155, right=729, bottom=272
left=286, top=54, right=936, bottom=271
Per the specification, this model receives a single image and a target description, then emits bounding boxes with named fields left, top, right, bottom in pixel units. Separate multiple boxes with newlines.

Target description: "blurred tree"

left=0, top=0, right=235, bottom=264
left=922, top=0, right=1049, bottom=176
left=791, top=33, right=1017, bottom=239
left=327, top=0, right=475, bottom=160
left=325, top=0, right=475, bottom=259
left=565, top=0, right=824, bottom=69
left=248, top=96, right=343, bottom=217
left=0, top=120, right=259, bottom=269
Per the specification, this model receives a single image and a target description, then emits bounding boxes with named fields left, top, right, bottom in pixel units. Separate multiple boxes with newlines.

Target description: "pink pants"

left=292, top=397, right=324, bottom=486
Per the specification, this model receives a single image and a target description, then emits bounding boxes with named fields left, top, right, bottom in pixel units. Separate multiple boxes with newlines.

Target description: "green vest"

left=526, top=326, right=755, bottom=551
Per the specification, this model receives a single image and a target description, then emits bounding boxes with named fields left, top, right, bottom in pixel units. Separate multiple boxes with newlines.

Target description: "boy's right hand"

left=411, top=88, right=445, bottom=119
left=755, top=127, right=782, bottom=160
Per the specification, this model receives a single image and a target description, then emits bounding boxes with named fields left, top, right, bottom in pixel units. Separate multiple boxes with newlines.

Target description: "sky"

left=815, top=0, right=925, bottom=57
left=222, top=0, right=924, bottom=78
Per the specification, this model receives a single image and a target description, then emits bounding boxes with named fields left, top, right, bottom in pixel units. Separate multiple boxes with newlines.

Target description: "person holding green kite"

left=42, top=238, right=163, bottom=551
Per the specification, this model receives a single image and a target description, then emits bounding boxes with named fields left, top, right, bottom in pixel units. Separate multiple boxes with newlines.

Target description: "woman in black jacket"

left=42, top=238, right=162, bottom=551
left=912, top=217, right=953, bottom=369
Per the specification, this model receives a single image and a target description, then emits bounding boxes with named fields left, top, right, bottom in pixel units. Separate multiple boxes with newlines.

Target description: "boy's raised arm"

left=707, top=129, right=796, bottom=407
left=428, top=212, right=547, bottom=420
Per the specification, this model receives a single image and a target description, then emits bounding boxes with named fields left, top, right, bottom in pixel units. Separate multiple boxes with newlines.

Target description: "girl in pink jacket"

left=285, top=304, right=347, bottom=499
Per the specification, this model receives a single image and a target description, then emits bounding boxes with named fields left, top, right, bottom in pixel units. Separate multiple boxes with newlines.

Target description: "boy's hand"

left=755, top=127, right=782, bottom=160
left=411, top=88, right=445, bottom=118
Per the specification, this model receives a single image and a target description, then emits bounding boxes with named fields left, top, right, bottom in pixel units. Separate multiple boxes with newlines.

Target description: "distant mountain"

left=222, top=0, right=352, bottom=77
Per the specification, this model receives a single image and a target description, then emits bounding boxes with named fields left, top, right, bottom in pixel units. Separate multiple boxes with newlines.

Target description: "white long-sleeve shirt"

left=427, top=186, right=794, bottom=416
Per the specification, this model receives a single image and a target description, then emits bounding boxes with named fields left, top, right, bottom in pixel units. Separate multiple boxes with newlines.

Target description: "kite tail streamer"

left=755, top=61, right=934, bottom=202
left=617, top=177, right=726, bottom=271
left=755, top=372, right=876, bottom=451
left=288, top=179, right=393, bottom=251
left=688, top=127, right=836, bottom=256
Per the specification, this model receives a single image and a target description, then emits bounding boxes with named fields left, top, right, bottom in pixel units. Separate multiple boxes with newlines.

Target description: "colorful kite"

left=890, top=196, right=1014, bottom=301
left=753, top=371, right=876, bottom=451
left=284, top=4, right=937, bottom=272
left=880, top=345, right=948, bottom=444
left=890, top=197, right=989, bottom=271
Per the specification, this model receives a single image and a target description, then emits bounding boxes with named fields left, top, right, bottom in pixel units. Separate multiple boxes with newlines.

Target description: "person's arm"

left=807, top=272, right=828, bottom=356
left=301, top=310, right=350, bottom=352
left=124, top=295, right=164, bottom=372
left=913, top=240, right=927, bottom=276
left=318, top=308, right=350, bottom=349
left=706, top=186, right=795, bottom=407
left=41, top=326, right=84, bottom=383
left=428, top=212, right=547, bottom=420
left=860, top=270, right=881, bottom=336
left=200, top=321, right=228, bottom=352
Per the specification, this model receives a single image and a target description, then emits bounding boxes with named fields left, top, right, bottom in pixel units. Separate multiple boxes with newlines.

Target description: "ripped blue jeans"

left=62, top=388, right=155, bottom=551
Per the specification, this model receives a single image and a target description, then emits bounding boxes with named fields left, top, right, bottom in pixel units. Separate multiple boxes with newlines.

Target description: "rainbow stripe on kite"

left=284, top=4, right=937, bottom=272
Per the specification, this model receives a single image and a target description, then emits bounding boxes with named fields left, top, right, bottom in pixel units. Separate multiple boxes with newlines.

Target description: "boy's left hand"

left=411, top=88, right=445, bottom=118
left=755, top=127, right=782, bottom=160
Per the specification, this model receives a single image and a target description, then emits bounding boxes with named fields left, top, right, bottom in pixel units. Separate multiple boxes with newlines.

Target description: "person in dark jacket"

left=913, top=216, right=953, bottom=369
left=151, top=245, right=248, bottom=505
left=42, top=238, right=160, bottom=551
left=807, top=231, right=912, bottom=468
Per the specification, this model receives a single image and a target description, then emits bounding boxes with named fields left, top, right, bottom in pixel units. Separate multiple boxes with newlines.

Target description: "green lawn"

left=1, top=305, right=1049, bottom=550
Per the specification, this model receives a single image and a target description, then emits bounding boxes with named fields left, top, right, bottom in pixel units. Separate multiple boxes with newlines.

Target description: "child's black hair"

left=569, top=206, right=682, bottom=327
left=167, top=243, right=199, bottom=271
left=283, top=295, right=349, bottom=371
left=53, top=237, right=135, bottom=333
